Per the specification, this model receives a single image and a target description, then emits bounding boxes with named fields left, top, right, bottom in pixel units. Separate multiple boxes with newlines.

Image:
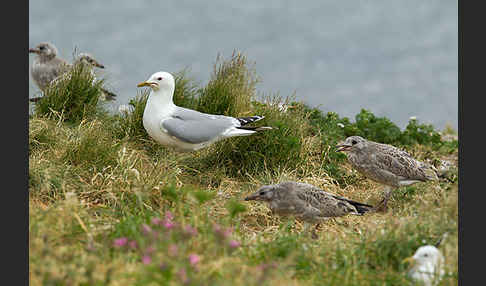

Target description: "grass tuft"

left=33, top=62, right=106, bottom=123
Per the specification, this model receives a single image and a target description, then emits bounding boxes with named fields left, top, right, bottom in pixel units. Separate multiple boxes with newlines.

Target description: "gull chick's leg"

left=311, top=223, right=321, bottom=240
left=374, top=186, right=393, bottom=212
left=302, top=222, right=317, bottom=239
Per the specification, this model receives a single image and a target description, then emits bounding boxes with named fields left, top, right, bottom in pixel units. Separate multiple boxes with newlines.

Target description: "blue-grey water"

left=29, top=0, right=458, bottom=130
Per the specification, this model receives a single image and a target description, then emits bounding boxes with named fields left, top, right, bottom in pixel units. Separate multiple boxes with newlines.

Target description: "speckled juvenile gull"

left=137, top=71, right=272, bottom=152
left=29, top=42, right=70, bottom=92
left=244, top=181, right=373, bottom=237
left=51, top=52, right=117, bottom=101
left=403, top=245, right=445, bottom=286
left=29, top=42, right=117, bottom=101
left=336, top=136, right=438, bottom=211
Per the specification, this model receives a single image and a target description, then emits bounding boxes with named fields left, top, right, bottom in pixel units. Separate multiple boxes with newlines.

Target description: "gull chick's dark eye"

left=352, top=140, right=357, bottom=145
left=259, top=191, right=265, bottom=196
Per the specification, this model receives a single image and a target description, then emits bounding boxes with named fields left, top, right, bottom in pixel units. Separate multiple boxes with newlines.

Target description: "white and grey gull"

left=137, top=71, right=272, bottom=152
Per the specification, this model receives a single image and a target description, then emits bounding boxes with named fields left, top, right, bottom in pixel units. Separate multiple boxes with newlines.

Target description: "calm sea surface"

left=29, top=0, right=457, bottom=129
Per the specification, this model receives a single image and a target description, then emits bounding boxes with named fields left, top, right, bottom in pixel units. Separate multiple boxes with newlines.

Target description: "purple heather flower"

left=228, top=240, right=241, bottom=249
left=183, top=225, right=198, bottom=237
left=145, top=245, right=156, bottom=254
left=141, top=254, right=152, bottom=265
left=222, top=228, right=233, bottom=239
left=151, top=217, right=163, bottom=226
left=212, top=223, right=222, bottom=233
left=165, top=211, right=174, bottom=221
left=188, top=254, right=201, bottom=267
left=213, top=224, right=233, bottom=241
left=163, top=219, right=175, bottom=230
left=113, top=237, right=128, bottom=248
left=141, top=224, right=152, bottom=235
left=128, top=240, right=138, bottom=250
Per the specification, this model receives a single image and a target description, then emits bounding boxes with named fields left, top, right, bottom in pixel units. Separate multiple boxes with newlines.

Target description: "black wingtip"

left=236, top=116, right=264, bottom=126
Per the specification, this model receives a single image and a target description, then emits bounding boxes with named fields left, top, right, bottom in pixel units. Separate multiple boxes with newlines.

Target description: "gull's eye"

left=157, top=77, right=163, bottom=81
left=39, top=46, right=45, bottom=50
left=259, top=191, right=265, bottom=196
left=352, top=140, right=357, bottom=145
left=423, top=253, right=429, bottom=257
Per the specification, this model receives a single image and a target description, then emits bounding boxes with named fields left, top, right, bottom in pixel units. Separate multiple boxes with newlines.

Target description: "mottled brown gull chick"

left=52, top=52, right=117, bottom=101
left=29, top=42, right=117, bottom=101
left=244, top=181, right=373, bottom=236
left=336, top=136, right=438, bottom=211
left=29, top=42, right=70, bottom=92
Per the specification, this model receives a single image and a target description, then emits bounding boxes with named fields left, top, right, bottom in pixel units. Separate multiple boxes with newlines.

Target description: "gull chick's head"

left=29, top=42, right=58, bottom=60
left=336, top=135, right=367, bottom=153
left=77, top=53, right=105, bottom=68
left=244, top=185, right=276, bottom=202
left=137, top=71, right=174, bottom=92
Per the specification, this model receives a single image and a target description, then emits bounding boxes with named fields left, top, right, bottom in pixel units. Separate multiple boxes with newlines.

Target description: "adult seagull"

left=137, top=71, right=272, bottom=152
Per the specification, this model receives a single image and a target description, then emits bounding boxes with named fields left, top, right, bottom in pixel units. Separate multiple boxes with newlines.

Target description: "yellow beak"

left=137, top=81, right=152, bottom=87
left=402, top=256, right=416, bottom=266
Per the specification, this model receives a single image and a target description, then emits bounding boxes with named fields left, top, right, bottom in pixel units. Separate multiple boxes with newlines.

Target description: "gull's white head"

left=404, top=245, right=444, bottom=285
left=137, top=71, right=175, bottom=92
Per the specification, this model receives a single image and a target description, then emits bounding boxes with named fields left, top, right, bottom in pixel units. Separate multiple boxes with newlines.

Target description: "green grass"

left=29, top=51, right=458, bottom=285
left=33, top=62, right=108, bottom=123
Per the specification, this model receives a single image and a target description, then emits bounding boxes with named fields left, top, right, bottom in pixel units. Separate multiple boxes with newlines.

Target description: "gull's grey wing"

left=161, top=108, right=238, bottom=144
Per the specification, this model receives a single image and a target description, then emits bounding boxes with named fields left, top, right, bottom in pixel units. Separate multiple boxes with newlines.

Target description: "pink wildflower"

left=213, top=224, right=233, bottom=241
left=228, top=240, right=241, bottom=249
left=183, top=225, right=198, bottom=237
left=145, top=245, right=156, bottom=254
left=141, top=254, right=152, bottom=265
left=141, top=224, right=152, bottom=235
left=222, top=227, right=233, bottom=239
left=151, top=217, right=163, bottom=226
left=188, top=253, right=201, bottom=267
left=165, top=211, right=174, bottom=221
left=113, top=237, right=128, bottom=248
left=163, top=219, right=175, bottom=230
left=128, top=240, right=138, bottom=250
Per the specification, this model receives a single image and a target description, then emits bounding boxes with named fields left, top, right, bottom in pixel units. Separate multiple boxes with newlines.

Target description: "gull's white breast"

left=142, top=95, right=206, bottom=151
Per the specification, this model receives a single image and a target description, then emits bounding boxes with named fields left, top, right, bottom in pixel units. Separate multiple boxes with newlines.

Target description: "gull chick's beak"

left=29, top=48, right=40, bottom=54
left=244, top=193, right=259, bottom=201
left=93, top=61, right=105, bottom=69
left=335, top=143, right=351, bottom=152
